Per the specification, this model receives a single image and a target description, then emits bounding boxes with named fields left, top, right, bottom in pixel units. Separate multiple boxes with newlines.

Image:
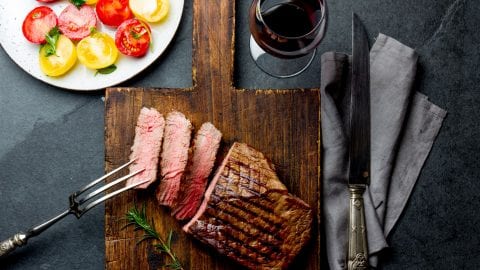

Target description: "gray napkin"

left=321, top=34, right=447, bottom=269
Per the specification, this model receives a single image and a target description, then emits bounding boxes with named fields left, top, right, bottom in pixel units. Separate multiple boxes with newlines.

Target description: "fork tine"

left=75, top=159, right=137, bottom=196
left=80, top=179, right=150, bottom=215
left=78, top=168, right=145, bottom=204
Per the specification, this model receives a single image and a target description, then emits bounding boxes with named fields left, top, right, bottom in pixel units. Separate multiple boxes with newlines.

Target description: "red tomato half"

left=96, top=0, right=133, bottom=27
left=115, top=19, right=151, bottom=57
left=58, top=4, right=97, bottom=41
left=22, top=6, right=58, bottom=44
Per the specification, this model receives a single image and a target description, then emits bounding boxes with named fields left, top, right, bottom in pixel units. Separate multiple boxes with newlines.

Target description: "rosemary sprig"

left=125, top=204, right=184, bottom=270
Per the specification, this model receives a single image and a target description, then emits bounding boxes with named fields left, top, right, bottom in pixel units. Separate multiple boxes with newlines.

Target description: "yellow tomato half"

left=77, top=32, right=118, bottom=70
left=129, top=0, right=169, bottom=23
left=85, top=0, right=99, bottom=4
left=39, top=35, right=76, bottom=77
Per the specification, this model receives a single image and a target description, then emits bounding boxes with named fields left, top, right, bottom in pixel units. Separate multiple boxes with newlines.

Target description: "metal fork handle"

left=0, top=233, right=28, bottom=257
left=347, top=185, right=369, bottom=270
left=0, top=209, right=71, bottom=258
left=0, top=161, right=146, bottom=258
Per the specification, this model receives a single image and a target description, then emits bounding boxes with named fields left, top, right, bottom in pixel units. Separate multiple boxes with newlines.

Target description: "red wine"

left=249, top=0, right=327, bottom=58
left=262, top=3, right=315, bottom=38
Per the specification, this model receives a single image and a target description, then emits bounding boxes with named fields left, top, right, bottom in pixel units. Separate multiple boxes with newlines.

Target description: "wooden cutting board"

left=104, top=0, right=321, bottom=269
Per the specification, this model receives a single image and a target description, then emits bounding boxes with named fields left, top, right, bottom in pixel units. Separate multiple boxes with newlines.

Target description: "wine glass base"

left=249, top=35, right=316, bottom=79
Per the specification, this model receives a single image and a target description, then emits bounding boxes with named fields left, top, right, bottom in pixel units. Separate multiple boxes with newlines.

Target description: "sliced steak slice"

left=156, top=111, right=193, bottom=207
left=183, top=142, right=312, bottom=270
left=127, top=107, right=165, bottom=189
left=172, top=122, right=222, bottom=220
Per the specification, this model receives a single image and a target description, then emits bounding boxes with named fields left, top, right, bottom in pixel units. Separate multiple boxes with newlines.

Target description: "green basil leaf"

left=44, top=26, right=60, bottom=57
left=95, top=64, right=117, bottom=76
left=90, top=26, right=97, bottom=36
left=130, top=30, right=141, bottom=40
left=70, top=0, right=86, bottom=8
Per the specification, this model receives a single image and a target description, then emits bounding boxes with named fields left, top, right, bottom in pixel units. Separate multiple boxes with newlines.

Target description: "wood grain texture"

left=104, top=0, right=321, bottom=269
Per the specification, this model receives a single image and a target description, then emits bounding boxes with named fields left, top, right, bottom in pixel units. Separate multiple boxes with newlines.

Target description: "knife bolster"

left=347, top=185, right=369, bottom=270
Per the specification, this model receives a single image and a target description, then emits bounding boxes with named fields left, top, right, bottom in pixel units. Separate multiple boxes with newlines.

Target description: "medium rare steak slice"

left=172, top=122, right=222, bottom=220
left=183, top=143, right=312, bottom=270
left=156, top=111, right=193, bottom=207
left=127, top=107, right=165, bottom=189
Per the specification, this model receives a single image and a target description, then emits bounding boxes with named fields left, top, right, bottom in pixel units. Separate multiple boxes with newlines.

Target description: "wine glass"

left=249, top=0, right=327, bottom=78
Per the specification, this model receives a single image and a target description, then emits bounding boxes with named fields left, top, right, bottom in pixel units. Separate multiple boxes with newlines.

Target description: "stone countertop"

left=1, top=0, right=479, bottom=269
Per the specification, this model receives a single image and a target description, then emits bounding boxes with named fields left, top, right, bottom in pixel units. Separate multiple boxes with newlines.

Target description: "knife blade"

left=347, top=13, right=370, bottom=270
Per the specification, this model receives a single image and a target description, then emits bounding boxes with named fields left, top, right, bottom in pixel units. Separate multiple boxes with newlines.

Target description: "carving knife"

left=347, top=13, right=370, bottom=270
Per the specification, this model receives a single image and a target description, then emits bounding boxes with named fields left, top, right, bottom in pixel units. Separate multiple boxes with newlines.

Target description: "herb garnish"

left=130, top=30, right=142, bottom=40
left=90, top=26, right=97, bottom=36
left=43, top=27, right=60, bottom=57
left=136, top=20, right=154, bottom=52
left=125, top=204, right=184, bottom=270
left=70, top=0, right=86, bottom=8
left=95, top=64, right=117, bottom=76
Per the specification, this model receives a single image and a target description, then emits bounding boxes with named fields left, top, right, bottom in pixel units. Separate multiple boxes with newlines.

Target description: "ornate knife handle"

left=347, top=185, right=369, bottom=270
left=0, top=232, right=28, bottom=258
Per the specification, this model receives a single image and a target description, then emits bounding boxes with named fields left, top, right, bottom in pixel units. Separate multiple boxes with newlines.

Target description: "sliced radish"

left=58, top=4, right=97, bottom=41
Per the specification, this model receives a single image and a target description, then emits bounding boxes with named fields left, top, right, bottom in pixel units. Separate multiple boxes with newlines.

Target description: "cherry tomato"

left=58, top=4, right=97, bottom=41
left=77, top=32, right=118, bottom=69
left=115, top=19, right=151, bottom=57
left=129, top=0, right=169, bottom=23
left=39, top=35, right=76, bottom=76
left=85, top=0, right=99, bottom=4
left=22, top=6, right=58, bottom=44
left=96, top=0, right=133, bottom=27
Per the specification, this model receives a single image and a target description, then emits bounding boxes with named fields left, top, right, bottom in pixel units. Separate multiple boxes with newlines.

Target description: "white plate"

left=0, top=1, right=184, bottom=91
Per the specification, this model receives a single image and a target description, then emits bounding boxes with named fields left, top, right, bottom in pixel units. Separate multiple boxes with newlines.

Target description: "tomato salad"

left=22, top=0, right=169, bottom=77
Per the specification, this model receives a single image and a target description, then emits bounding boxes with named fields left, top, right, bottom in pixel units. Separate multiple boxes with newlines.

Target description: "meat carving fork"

left=0, top=159, right=147, bottom=258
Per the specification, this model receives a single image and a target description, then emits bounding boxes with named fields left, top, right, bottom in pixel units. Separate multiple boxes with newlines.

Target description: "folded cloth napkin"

left=321, top=34, right=447, bottom=269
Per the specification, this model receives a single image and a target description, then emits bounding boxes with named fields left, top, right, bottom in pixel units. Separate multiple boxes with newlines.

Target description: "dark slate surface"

left=0, top=0, right=479, bottom=269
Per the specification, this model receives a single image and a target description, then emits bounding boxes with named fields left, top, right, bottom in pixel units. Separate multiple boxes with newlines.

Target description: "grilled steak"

left=172, top=122, right=222, bottom=220
left=183, top=142, right=312, bottom=270
left=127, top=107, right=165, bottom=189
left=156, top=111, right=193, bottom=207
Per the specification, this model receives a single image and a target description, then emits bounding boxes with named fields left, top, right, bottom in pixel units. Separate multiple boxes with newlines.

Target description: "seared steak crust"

left=184, top=143, right=312, bottom=270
